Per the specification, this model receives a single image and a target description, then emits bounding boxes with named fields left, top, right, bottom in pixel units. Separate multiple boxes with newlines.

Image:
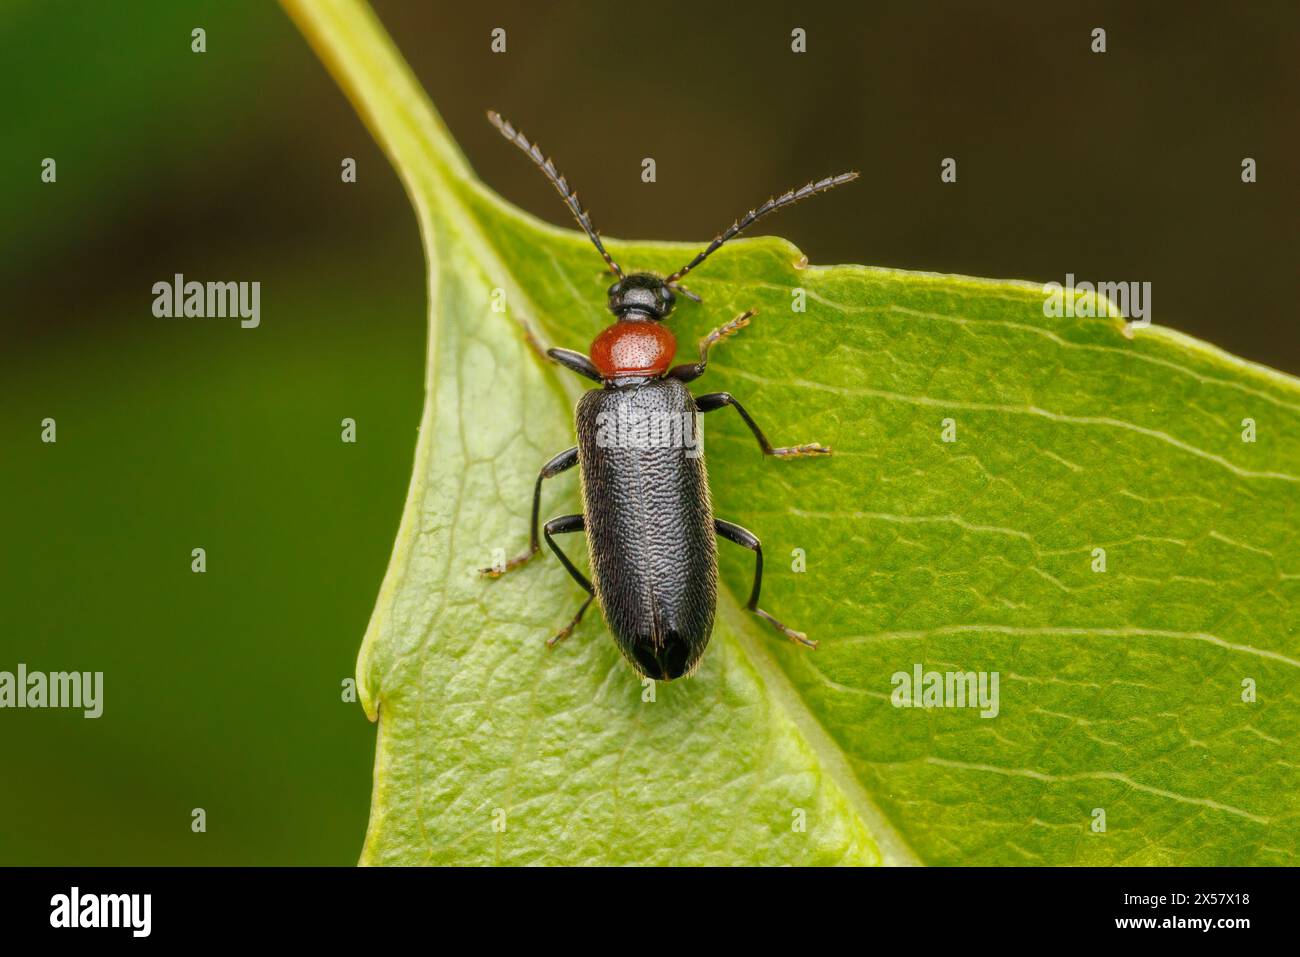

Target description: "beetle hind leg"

left=715, top=518, right=817, bottom=650
left=542, top=513, right=596, bottom=649
left=548, top=595, right=595, bottom=649
left=751, top=607, right=815, bottom=647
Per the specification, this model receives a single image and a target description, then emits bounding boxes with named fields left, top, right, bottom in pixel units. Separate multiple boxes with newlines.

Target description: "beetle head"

left=607, top=273, right=676, bottom=321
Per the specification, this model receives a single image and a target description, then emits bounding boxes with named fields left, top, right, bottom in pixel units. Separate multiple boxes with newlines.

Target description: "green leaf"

left=284, top=0, right=1300, bottom=866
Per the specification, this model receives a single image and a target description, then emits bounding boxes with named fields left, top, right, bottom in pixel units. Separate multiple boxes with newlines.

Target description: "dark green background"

left=2, top=1, right=1295, bottom=864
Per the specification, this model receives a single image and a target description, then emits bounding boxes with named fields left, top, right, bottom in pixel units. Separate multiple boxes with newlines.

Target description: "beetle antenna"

left=664, top=172, right=858, bottom=284
left=487, top=111, right=624, bottom=278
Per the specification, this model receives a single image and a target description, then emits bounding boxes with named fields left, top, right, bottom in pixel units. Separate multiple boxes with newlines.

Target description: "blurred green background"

left=1, top=1, right=1295, bottom=864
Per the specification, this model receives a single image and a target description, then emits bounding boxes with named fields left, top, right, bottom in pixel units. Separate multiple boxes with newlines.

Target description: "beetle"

left=481, top=111, right=856, bottom=680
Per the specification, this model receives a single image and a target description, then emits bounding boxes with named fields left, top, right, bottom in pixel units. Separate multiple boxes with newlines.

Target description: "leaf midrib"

left=716, top=596, right=922, bottom=864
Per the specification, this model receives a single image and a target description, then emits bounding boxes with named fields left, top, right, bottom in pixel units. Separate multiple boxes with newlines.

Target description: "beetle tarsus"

left=770, top=442, right=832, bottom=457
left=548, top=594, right=596, bottom=648
left=755, top=609, right=819, bottom=650
left=707, top=310, right=753, bottom=346
left=479, top=546, right=539, bottom=577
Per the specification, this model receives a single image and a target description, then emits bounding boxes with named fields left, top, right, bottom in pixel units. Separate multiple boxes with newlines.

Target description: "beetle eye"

left=607, top=282, right=621, bottom=297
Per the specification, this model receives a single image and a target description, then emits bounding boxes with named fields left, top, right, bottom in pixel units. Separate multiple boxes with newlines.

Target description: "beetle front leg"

left=695, top=392, right=831, bottom=457
left=546, top=348, right=602, bottom=382
left=715, top=519, right=816, bottom=649
left=509, top=309, right=603, bottom=383
left=480, top=447, right=579, bottom=577
left=666, top=309, right=755, bottom=383
left=542, top=513, right=595, bottom=648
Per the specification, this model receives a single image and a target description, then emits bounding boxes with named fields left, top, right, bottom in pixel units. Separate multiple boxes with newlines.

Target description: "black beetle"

left=481, top=111, right=856, bottom=680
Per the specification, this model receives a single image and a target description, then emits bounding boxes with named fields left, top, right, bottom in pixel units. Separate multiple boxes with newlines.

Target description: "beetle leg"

left=715, top=519, right=817, bottom=649
left=480, top=447, right=579, bottom=576
left=666, top=309, right=755, bottom=382
left=508, top=309, right=603, bottom=382
left=541, top=514, right=596, bottom=648
left=548, top=595, right=595, bottom=649
left=505, top=304, right=603, bottom=382
left=696, top=392, right=831, bottom=457
left=547, top=348, right=603, bottom=382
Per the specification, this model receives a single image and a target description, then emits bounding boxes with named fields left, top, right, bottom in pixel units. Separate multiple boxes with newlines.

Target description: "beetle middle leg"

left=696, top=392, right=831, bottom=457
left=715, top=519, right=817, bottom=649
left=541, top=514, right=595, bottom=648
left=480, top=447, right=578, bottom=577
